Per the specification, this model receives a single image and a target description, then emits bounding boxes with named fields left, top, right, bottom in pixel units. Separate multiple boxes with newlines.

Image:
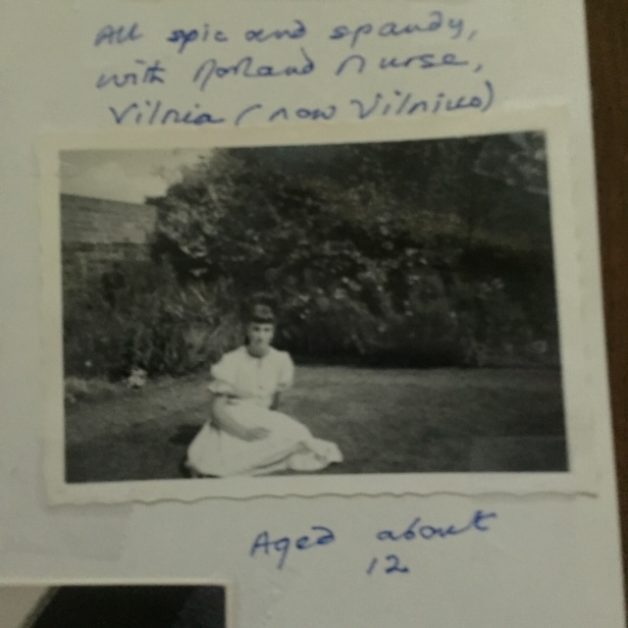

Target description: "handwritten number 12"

left=367, top=554, right=410, bottom=575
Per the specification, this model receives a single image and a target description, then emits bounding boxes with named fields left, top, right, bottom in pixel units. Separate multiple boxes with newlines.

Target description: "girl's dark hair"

left=244, top=300, right=276, bottom=325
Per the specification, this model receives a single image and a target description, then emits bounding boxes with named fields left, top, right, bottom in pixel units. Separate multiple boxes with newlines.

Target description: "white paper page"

left=0, top=1, right=624, bottom=626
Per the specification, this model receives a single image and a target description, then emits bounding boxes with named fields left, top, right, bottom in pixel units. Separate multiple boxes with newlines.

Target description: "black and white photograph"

left=41, top=117, right=583, bottom=501
left=1, top=584, right=228, bottom=628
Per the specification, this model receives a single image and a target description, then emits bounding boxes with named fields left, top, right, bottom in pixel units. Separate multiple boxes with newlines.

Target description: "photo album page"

left=0, top=1, right=624, bottom=627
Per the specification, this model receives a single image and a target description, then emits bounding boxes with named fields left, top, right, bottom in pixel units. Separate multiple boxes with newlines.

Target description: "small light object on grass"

left=127, top=368, right=148, bottom=389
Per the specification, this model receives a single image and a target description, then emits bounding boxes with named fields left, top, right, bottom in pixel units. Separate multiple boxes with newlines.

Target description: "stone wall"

left=61, top=194, right=157, bottom=294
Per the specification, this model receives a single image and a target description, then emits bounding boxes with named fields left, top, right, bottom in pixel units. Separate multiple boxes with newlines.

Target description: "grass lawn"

left=65, top=366, right=567, bottom=483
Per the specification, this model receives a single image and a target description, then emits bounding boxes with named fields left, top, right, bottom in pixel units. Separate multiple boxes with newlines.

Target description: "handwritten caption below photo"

left=249, top=509, right=498, bottom=574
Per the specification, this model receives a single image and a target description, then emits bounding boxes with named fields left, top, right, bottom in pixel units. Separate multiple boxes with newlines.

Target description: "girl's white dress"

left=186, top=346, right=343, bottom=477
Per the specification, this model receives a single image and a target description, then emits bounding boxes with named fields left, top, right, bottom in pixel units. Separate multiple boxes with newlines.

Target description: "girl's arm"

left=211, top=396, right=269, bottom=441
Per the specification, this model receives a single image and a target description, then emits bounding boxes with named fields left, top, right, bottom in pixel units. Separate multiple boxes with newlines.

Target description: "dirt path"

left=65, top=366, right=566, bottom=482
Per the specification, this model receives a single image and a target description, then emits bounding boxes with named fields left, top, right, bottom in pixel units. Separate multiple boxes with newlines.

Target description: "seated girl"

left=185, top=302, right=343, bottom=477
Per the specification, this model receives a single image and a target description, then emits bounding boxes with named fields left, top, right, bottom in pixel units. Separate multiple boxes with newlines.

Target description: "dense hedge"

left=63, top=263, right=242, bottom=379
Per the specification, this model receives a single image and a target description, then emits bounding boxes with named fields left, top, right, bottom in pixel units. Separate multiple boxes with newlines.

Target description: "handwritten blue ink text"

left=245, top=19, right=307, bottom=43
left=192, top=48, right=315, bottom=90
left=96, top=59, right=166, bottom=89
left=250, top=525, right=335, bottom=570
left=329, top=12, right=467, bottom=49
left=366, top=553, right=411, bottom=576
left=94, top=22, right=143, bottom=47
left=166, top=25, right=229, bottom=54
left=376, top=509, right=498, bottom=542
left=109, top=100, right=226, bottom=126
left=335, top=51, right=471, bottom=77
left=107, top=79, right=495, bottom=129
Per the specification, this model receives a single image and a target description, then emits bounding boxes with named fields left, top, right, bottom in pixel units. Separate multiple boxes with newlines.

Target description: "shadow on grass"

left=169, top=424, right=200, bottom=446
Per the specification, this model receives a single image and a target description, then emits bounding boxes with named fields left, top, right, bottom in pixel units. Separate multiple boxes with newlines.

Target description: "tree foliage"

left=141, top=132, right=556, bottom=367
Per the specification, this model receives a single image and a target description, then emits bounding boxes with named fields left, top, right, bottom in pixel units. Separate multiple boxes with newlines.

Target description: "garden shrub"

left=63, top=261, right=241, bottom=379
